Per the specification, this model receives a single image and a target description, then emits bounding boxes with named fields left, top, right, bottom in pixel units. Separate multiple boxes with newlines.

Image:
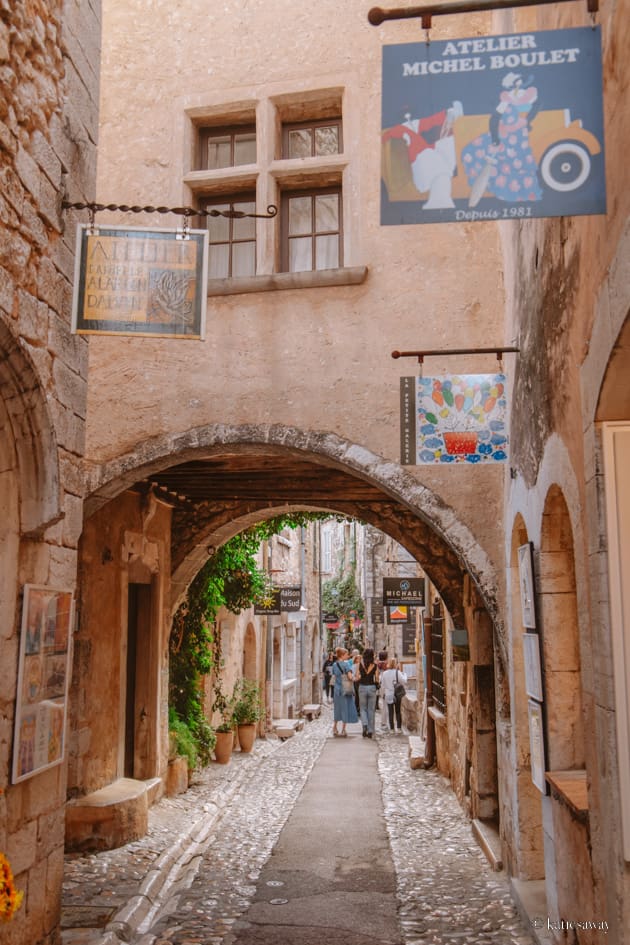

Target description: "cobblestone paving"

left=378, top=732, right=534, bottom=945
left=62, top=708, right=535, bottom=945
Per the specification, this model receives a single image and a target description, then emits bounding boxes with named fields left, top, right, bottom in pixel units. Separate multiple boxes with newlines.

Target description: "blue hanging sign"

left=381, top=27, right=605, bottom=224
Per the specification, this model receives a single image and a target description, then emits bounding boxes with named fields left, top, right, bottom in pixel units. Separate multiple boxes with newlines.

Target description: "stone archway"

left=83, top=424, right=502, bottom=634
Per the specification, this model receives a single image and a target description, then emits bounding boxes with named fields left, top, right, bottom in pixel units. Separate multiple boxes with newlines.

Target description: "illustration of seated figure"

left=383, top=101, right=464, bottom=209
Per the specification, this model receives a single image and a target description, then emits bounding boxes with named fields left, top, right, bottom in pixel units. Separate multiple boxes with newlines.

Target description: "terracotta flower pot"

left=237, top=722, right=257, bottom=753
left=214, top=729, right=234, bottom=764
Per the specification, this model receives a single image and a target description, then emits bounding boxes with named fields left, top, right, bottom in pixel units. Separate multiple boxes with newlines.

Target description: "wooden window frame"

left=197, top=124, right=256, bottom=171
left=282, top=117, right=343, bottom=160
left=280, top=186, right=343, bottom=274
left=202, top=194, right=257, bottom=280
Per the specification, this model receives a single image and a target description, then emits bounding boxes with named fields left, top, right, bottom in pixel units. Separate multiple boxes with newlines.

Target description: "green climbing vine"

left=169, top=512, right=346, bottom=765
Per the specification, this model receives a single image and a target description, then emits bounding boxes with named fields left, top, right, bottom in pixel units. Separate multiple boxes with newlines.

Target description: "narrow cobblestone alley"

left=62, top=710, right=535, bottom=945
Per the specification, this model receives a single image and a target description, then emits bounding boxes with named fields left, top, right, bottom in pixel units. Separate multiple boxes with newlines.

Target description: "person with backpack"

left=357, top=647, right=380, bottom=739
left=380, top=658, right=408, bottom=733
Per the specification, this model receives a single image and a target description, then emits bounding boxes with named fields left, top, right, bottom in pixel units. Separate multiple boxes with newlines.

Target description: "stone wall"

left=0, top=0, right=99, bottom=941
left=500, top=2, right=630, bottom=939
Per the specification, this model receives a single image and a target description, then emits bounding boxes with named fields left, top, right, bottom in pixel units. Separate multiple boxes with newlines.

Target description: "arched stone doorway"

left=538, top=485, right=591, bottom=926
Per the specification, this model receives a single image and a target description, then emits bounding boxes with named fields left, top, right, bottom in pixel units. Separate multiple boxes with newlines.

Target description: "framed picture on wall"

left=518, top=542, right=537, bottom=629
left=523, top=632, right=543, bottom=702
left=12, top=585, right=74, bottom=784
left=528, top=699, right=547, bottom=795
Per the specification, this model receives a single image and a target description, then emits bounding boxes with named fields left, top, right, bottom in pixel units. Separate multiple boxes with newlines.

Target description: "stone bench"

left=273, top=718, right=305, bottom=740
left=301, top=703, right=322, bottom=720
left=65, top=777, right=149, bottom=852
left=408, top=735, right=426, bottom=770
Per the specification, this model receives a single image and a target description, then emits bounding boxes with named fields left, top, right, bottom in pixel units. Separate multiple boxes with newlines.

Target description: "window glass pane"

left=209, top=244, right=229, bottom=279
left=315, top=194, right=339, bottom=232
left=288, top=129, right=312, bottom=159
left=289, top=237, right=312, bottom=273
left=234, top=132, right=256, bottom=166
left=207, top=136, right=231, bottom=169
left=316, top=234, right=339, bottom=270
left=233, top=204, right=256, bottom=240
left=232, top=241, right=256, bottom=277
left=288, top=196, right=312, bottom=235
left=207, top=208, right=230, bottom=243
left=315, top=125, right=339, bottom=156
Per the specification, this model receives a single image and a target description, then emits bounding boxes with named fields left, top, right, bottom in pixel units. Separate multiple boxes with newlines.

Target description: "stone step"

left=65, top=777, right=149, bottom=852
left=301, top=703, right=322, bottom=720
left=408, top=735, right=426, bottom=770
left=472, top=818, right=503, bottom=871
left=272, top=718, right=305, bottom=740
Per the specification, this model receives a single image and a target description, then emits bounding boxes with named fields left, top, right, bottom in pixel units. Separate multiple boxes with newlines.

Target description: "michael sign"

left=383, top=578, right=425, bottom=607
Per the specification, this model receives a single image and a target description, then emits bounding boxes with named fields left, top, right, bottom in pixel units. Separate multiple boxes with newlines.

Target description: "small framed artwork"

left=528, top=699, right=547, bottom=795
left=518, top=542, right=537, bottom=629
left=12, top=585, right=74, bottom=783
left=523, top=632, right=543, bottom=702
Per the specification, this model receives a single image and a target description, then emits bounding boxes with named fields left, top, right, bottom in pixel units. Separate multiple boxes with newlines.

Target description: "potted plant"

left=212, top=686, right=235, bottom=765
left=167, top=708, right=197, bottom=792
left=232, top=678, right=264, bottom=753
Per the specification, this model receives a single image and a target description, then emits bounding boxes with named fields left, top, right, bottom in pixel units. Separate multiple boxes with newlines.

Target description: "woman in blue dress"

left=462, top=72, right=542, bottom=204
left=331, top=646, right=358, bottom=737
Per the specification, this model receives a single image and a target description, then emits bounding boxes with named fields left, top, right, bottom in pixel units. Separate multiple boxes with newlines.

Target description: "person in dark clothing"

left=358, top=647, right=380, bottom=738
left=322, top=652, right=334, bottom=702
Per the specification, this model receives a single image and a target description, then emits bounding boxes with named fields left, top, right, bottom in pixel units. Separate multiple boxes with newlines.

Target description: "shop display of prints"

left=528, top=699, right=547, bottom=794
left=12, top=585, right=74, bottom=783
left=401, top=373, right=508, bottom=465
left=380, top=27, right=605, bottom=225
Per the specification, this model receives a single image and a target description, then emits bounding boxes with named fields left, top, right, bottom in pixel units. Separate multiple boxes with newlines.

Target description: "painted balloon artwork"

left=416, top=373, right=508, bottom=464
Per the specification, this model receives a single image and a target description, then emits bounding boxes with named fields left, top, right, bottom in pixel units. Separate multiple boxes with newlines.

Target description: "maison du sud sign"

left=380, top=27, right=605, bottom=225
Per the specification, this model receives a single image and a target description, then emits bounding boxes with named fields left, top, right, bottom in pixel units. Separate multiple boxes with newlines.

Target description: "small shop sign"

left=383, top=578, right=425, bottom=607
left=71, top=224, right=208, bottom=337
left=254, top=586, right=302, bottom=615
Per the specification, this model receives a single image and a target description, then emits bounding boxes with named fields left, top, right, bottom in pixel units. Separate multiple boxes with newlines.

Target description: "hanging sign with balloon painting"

left=400, top=373, right=508, bottom=465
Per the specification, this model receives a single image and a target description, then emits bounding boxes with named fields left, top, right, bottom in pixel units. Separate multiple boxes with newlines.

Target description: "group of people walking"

left=322, top=647, right=408, bottom=738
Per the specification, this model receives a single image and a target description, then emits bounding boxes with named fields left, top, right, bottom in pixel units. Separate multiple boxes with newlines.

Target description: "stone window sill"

left=207, top=265, right=368, bottom=297
left=428, top=705, right=447, bottom=728
left=545, top=769, right=589, bottom=821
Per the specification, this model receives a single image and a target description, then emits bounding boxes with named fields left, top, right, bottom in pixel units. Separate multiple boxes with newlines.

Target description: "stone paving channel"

left=62, top=707, right=536, bottom=945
